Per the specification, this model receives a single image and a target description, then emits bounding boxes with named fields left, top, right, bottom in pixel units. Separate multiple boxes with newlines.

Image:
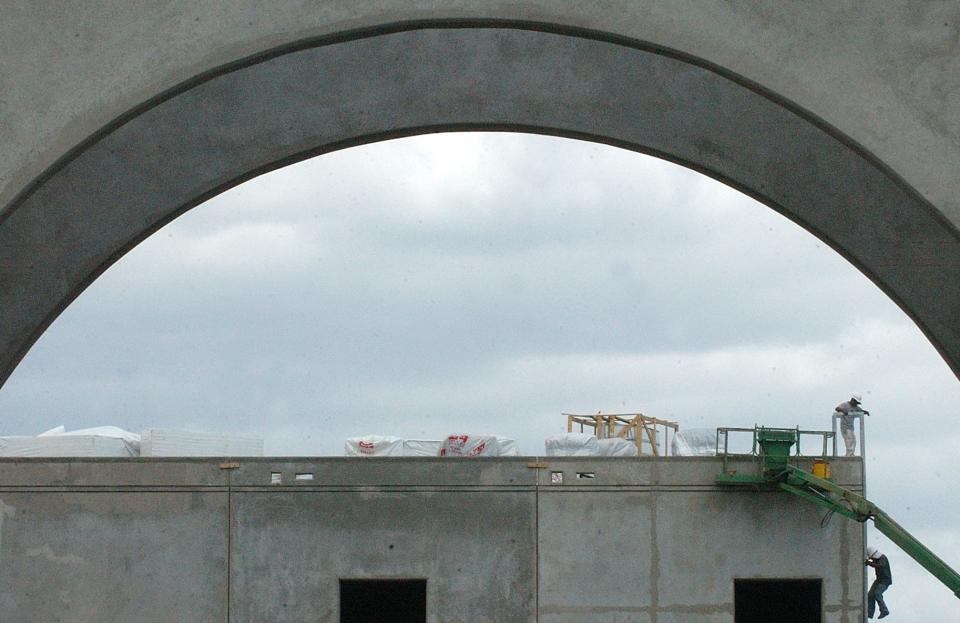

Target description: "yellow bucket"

left=812, top=460, right=831, bottom=480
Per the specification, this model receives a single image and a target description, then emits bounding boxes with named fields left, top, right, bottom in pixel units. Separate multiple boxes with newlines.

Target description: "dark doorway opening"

left=340, top=579, right=426, bottom=623
left=735, top=579, right=822, bottom=623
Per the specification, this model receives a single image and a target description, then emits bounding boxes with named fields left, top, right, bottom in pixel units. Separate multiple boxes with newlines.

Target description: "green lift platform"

left=715, top=426, right=960, bottom=599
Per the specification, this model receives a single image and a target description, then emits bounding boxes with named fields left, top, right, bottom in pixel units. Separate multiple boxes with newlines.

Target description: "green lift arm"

left=716, top=427, right=960, bottom=599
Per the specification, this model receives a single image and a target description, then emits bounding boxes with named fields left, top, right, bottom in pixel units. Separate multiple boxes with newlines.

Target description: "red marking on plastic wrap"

left=469, top=442, right=487, bottom=456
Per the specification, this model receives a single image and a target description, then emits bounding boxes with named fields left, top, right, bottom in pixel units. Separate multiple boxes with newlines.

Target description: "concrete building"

left=0, top=455, right=864, bottom=622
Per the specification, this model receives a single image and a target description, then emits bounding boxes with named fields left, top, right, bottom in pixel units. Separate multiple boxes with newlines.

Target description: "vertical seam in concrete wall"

left=226, top=472, right=233, bottom=623
left=840, top=520, right=849, bottom=622
left=861, top=455, right=868, bottom=623
left=861, top=523, right=867, bottom=623
left=534, top=461, right=540, bottom=623
left=650, top=462, right=660, bottom=623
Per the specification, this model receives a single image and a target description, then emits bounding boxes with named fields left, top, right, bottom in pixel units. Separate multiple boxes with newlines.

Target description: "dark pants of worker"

left=868, top=581, right=890, bottom=617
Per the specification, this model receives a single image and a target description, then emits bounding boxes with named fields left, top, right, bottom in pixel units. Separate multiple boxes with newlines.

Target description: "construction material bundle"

left=0, top=426, right=264, bottom=457
left=344, top=434, right=519, bottom=457
left=140, top=429, right=263, bottom=457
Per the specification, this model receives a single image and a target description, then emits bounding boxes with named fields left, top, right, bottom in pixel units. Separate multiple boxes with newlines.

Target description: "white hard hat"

left=851, top=393, right=863, bottom=403
left=866, top=546, right=878, bottom=558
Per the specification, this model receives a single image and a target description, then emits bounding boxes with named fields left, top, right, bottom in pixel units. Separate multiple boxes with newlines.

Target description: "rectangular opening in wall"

left=735, top=579, right=821, bottom=623
left=340, top=579, right=426, bottom=623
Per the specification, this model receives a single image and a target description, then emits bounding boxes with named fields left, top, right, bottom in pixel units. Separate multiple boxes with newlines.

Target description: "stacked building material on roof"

left=402, top=439, right=442, bottom=456
left=439, top=434, right=499, bottom=457
left=670, top=428, right=717, bottom=456
left=0, top=435, right=138, bottom=457
left=140, top=429, right=263, bottom=456
left=545, top=433, right=601, bottom=456
left=344, top=435, right=405, bottom=457
left=346, top=435, right=519, bottom=457
left=598, top=437, right=639, bottom=457
left=0, top=425, right=140, bottom=457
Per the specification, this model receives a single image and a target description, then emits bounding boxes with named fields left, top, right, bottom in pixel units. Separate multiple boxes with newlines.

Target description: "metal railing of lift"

left=716, top=426, right=835, bottom=476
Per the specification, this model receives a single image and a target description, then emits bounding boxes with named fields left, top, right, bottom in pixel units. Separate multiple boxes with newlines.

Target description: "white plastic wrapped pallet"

left=544, top=433, right=601, bottom=456
left=0, top=436, right=139, bottom=457
left=402, top=439, right=442, bottom=457
left=439, top=434, right=499, bottom=457
left=495, top=436, right=520, bottom=456
left=344, top=435, right=404, bottom=457
left=0, top=425, right=140, bottom=457
left=671, top=428, right=717, bottom=456
left=598, top=437, right=638, bottom=457
left=140, top=429, right=263, bottom=457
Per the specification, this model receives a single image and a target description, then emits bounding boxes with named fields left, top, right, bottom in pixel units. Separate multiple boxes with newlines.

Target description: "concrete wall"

left=2, top=2, right=958, bottom=222
left=0, top=457, right=865, bottom=622
left=2, top=4, right=959, bottom=391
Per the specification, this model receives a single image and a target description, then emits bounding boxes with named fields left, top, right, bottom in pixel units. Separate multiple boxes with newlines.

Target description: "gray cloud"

left=3, top=133, right=950, bottom=435
left=1, top=133, right=958, bottom=619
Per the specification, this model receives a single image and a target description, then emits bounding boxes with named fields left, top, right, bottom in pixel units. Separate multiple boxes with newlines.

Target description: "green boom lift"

left=715, top=426, right=960, bottom=599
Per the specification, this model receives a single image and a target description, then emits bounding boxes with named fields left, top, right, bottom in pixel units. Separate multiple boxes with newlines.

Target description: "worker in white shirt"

left=834, top=393, right=869, bottom=456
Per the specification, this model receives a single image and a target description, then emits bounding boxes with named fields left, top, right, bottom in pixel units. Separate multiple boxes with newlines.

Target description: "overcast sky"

left=1, top=132, right=958, bottom=616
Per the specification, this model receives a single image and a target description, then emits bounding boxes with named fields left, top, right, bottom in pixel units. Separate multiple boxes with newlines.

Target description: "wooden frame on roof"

left=564, top=412, right=679, bottom=456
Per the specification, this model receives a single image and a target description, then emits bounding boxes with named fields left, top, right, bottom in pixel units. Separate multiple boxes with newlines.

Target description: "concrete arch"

left=1, top=21, right=959, bottom=389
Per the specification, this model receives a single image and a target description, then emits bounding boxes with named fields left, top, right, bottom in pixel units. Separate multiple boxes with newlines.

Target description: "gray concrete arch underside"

left=1, top=21, right=959, bottom=388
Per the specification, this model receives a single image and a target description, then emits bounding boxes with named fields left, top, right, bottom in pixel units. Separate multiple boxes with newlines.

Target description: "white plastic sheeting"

left=544, top=433, right=601, bottom=456
left=495, top=436, right=520, bottom=456
left=342, top=436, right=518, bottom=457
left=140, top=429, right=263, bottom=457
left=671, top=428, right=717, bottom=456
left=1, top=425, right=264, bottom=457
left=398, top=439, right=438, bottom=456
left=0, top=425, right=140, bottom=457
left=42, top=425, right=141, bottom=448
left=439, top=434, right=499, bottom=457
left=344, top=435, right=405, bottom=457
left=598, top=437, right=639, bottom=457
left=0, top=435, right=138, bottom=457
